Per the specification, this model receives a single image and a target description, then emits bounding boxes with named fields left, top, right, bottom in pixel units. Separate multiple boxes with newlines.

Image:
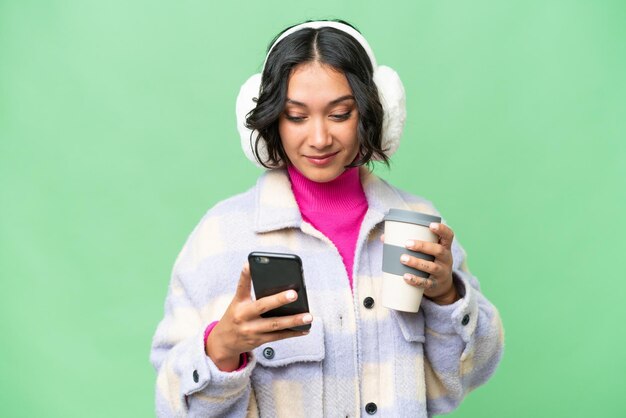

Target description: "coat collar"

left=253, top=167, right=413, bottom=234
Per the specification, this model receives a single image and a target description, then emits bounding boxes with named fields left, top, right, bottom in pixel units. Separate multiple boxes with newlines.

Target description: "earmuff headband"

left=263, top=21, right=378, bottom=70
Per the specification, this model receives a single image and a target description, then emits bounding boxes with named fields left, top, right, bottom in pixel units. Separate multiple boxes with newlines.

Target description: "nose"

left=308, top=117, right=332, bottom=149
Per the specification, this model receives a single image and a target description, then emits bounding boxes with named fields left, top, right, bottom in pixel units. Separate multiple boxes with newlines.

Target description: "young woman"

left=151, top=20, right=503, bottom=417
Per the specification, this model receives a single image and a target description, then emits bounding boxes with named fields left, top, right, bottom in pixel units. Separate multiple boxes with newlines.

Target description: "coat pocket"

left=391, top=309, right=426, bottom=343
left=251, top=320, right=325, bottom=418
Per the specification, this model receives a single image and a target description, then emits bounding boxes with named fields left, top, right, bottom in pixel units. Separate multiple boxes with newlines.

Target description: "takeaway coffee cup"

left=382, top=209, right=442, bottom=312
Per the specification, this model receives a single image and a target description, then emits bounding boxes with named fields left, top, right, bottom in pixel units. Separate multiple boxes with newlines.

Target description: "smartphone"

left=248, top=251, right=311, bottom=331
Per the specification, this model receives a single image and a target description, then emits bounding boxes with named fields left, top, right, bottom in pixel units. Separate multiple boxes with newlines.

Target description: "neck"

left=287, top=165, right=366, bottom=212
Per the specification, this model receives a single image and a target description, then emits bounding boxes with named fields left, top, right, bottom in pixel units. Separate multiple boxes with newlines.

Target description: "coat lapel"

left=254, top=169, right=302, bottom=233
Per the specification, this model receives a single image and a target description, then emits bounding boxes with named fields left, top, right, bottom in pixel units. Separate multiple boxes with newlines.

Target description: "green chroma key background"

left=1, top=0, right=624, bottom=416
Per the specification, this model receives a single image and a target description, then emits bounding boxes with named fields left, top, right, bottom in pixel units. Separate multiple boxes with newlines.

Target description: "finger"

left=403, top=273, right=438, bottom=290
left=404, top=240, right=450, bottom=262
left=258, top=329, right=310, bottom=345
left=400, top=254, right=443, bottom=277
left=235, top=262, right=252, bottom=301
left=429, top=223, right=455, bottom=249
left=246, top=289, right=298, bottom=318
left=257, top=313, right=313, bottom=334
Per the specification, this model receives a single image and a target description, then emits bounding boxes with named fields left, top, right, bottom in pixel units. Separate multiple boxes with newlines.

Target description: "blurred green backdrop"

left=1, top=0, right=625, bottom=417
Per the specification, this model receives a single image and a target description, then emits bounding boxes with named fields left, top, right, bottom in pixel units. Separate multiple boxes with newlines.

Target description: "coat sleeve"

left=149, top=269, right=257, bottom=417
left=419, top=237, right=504, bottom=415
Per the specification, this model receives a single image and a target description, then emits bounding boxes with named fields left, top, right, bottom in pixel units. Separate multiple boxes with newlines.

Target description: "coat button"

left=363, top=296, right=375, bottom=309
left=365, top=402, right=378, bottom=415
left=192, top=370, right=199, bottom=383
left=263, top=347, right=275, bottom=359
left=462, top=314, right=470, bottom=326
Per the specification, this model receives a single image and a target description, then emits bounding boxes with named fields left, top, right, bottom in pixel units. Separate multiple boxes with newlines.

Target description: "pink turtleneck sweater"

left=287, top=165, right=369, bottom=289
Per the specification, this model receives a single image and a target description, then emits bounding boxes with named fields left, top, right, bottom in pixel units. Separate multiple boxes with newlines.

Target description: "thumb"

left=235, top=262, right=253, bottom=301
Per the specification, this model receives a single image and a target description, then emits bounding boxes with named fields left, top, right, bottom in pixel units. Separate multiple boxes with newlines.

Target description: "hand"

left=205, top=263, right=313, bottom=371
left=383, top=223, right=459, bottom=305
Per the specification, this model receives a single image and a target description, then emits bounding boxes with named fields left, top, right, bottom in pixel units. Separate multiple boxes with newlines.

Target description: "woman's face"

left=278, top=61, right=359, bottom=183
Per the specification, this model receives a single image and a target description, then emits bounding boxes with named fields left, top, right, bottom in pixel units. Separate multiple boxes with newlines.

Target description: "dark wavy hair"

left=245, top=20, right=388, bottom=169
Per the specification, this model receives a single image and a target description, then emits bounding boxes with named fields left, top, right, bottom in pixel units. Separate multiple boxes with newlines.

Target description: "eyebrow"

left=285, top=95, right=355, bottom=108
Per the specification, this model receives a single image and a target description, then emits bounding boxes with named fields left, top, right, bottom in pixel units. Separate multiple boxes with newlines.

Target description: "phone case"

left=248, top=251, right=311, bottom=331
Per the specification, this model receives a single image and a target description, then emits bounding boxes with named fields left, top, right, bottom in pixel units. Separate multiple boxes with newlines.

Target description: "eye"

left=285, top=114, right=306, bottom=122
left=330, top=111, right=352, bottom=121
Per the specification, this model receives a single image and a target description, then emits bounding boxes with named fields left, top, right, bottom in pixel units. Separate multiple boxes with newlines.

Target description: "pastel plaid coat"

left=150, top=168, right=504, bottom=417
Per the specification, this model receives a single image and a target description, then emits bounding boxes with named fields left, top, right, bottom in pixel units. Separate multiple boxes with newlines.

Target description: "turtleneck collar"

left=287, top=165, right=367, bottom=213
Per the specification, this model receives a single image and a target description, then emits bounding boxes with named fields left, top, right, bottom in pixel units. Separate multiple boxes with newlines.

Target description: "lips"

left=305, top=151, right=340, bottom=166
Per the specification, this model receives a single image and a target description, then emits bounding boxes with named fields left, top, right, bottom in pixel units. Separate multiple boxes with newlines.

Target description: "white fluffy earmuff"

left=236, top=21, right=406, bottom=168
